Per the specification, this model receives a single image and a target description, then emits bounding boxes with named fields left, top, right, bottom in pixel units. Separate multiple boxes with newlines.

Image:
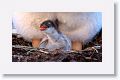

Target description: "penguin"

left=12, top=12, right=101, bottom=50
left=39, top=20, right=71, bottom=51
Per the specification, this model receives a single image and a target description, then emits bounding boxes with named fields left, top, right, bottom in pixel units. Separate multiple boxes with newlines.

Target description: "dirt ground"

left=12, top=30, right=102, bottom=62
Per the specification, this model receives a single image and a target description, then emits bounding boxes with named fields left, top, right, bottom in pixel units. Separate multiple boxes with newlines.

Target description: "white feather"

left=56, top=12, right=102, bottom=43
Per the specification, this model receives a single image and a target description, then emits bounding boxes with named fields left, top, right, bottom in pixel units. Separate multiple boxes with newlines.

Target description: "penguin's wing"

left=65, top=38, right=71, bottom=51
left=39, top=37, right=48, bottom=48
left=59, top=34, right=71, bottom=51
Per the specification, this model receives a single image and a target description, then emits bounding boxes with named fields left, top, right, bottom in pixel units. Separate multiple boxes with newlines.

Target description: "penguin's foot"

left=32, top=39, right=42, bottom=48
left=72, top=40, right=82, bottom=51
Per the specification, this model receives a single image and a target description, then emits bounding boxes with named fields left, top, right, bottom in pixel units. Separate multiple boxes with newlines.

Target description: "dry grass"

left=12, top=30, right=102, bottom=62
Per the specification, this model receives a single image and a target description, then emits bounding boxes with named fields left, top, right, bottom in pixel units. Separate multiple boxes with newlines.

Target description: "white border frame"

left=0, top=0, right=114, bottom=74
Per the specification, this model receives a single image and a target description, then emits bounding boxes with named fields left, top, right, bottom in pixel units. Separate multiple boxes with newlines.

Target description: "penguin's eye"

left=48, top=22, right=51, bottom=25
left=47, top=22, right=52, bottom=26
left=41, top=20, right=54, bottom=28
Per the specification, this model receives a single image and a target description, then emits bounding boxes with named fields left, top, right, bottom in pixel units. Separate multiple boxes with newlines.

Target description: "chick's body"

left=40, top=31, right=71, bottom=51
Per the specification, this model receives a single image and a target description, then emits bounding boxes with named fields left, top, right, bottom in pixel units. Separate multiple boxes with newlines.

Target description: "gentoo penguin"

left=39, top=20, right=71, bottom=51
left=12, top=12, right=102, bottom=50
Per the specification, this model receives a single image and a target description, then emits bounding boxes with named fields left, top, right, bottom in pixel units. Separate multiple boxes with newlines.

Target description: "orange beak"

left=40, top=25, right=48, bottom=31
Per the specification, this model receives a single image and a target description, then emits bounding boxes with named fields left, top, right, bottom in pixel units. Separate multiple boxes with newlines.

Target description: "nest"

left=12, top=31, right=102, bottom=62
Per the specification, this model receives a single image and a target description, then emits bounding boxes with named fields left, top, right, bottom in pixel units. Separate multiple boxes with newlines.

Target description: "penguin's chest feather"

left=39, top=34, right=65, bottom=51
left=47, top=37, right=64, bottom=50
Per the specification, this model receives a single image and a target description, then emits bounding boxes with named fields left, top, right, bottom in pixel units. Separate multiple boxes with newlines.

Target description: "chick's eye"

left=48, top=22, right=51, bottom=25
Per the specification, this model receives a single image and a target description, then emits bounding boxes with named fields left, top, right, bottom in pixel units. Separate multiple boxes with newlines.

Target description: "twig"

left=12, top=45, right=49, bottom=54
left=39, top=49, right=49, bottom=54
left=12, top=45, right=33, bottom=49
left=80, top=46, right=101, bottom=53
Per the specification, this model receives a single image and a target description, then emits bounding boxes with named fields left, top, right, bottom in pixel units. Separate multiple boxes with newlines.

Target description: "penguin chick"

left=39, top=20, right=71, bottom=51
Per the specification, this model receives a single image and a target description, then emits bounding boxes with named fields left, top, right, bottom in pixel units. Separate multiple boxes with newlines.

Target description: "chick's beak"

left=40, top=25, right=48, bottom=31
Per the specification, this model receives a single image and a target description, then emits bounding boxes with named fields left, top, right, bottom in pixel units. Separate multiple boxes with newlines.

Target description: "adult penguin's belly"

left=56, top=12, right=102, bottom=43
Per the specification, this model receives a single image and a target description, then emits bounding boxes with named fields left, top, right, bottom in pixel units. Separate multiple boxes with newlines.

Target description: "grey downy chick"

left=39, top=20, right=71, bottom=51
